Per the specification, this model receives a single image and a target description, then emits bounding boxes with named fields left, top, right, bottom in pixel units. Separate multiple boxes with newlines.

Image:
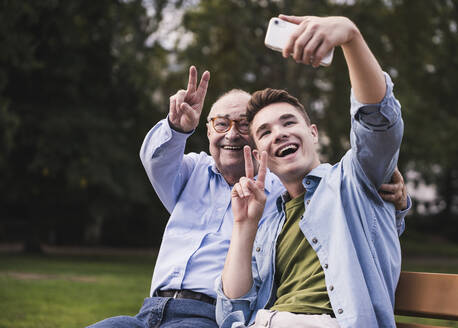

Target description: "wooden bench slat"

left=397, top=323, right=447, bottom=328
left=395, top=271, right=458, bottom=321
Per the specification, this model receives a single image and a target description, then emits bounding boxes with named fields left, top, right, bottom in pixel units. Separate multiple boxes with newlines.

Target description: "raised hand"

left=231, top=146, right=267, bottom=228
left=169, top=66, right=210, bottom=133
left=379, top=168, right=408, bottom=211
left=279, top=15, right=358, bottom=68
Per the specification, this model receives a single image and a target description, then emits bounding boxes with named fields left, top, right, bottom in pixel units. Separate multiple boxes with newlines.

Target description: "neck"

left=284, top=181, right=306, bottom=199
left=281, top=161, right=320, bottom=199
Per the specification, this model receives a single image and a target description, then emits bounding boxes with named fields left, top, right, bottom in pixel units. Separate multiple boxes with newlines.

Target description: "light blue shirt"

left=140, top=118, right=284, bottom=298
left=215, top=73, right=407, bottom=328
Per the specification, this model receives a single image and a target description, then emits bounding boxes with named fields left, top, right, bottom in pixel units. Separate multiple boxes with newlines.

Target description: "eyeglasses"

left=209, top=117, right=250, bottom=135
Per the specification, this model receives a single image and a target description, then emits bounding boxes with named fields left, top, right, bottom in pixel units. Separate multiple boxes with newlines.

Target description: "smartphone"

left=265, top=17, right=334, bottom=66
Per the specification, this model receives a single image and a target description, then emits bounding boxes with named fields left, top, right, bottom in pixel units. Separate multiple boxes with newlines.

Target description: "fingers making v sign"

left=231, top=146, right=268, bottom=227
left=169, top=66, right=210, bottom=133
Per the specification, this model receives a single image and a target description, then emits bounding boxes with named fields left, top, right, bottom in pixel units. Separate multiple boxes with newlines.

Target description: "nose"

left=272, top=126, right=288, bottom=143
left=224, top=124, right=241, bottom=140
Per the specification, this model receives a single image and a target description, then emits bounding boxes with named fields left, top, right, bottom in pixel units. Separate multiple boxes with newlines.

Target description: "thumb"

left=180, top=102, right=199, bottom=118
left=278, top=14, right=305, bottom=25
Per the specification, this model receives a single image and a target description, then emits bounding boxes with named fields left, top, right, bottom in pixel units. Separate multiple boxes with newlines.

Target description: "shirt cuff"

left=215, top=275, right=258, bottom=312
left=166, top=115, right=195, bottom=138
left=395, top=195, right=412, bottom=234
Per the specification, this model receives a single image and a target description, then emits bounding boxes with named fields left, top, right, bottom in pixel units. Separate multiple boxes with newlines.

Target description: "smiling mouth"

left=275, top=144, right=298, bottom=157
left=222, top=145, right=243, bottom=151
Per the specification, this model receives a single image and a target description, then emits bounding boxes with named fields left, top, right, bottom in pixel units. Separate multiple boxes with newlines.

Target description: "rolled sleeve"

left=349, top=72, right=404, bottom=188
left=215, top=276, right=258, bottom=328
left=350, top=72, right=401, bottom=128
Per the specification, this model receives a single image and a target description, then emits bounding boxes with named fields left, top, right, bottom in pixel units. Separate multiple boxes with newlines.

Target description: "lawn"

left=0, top=252, right=156, bottom=328
left=0, top=237, right=457, bottom=328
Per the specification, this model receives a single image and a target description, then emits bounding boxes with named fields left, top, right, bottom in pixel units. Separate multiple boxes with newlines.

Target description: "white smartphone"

left=265, top=17, right=334, bottom=66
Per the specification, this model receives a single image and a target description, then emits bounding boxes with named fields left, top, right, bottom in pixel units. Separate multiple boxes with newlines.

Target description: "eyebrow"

left=254, top=113, right=298, bottom=136
left=279, top=113, right=297, bottom=121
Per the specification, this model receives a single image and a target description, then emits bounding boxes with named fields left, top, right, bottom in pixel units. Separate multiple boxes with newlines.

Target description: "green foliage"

left=0, top=0, right=169, bottom=247
left=0, top=0, right=457, bottom=246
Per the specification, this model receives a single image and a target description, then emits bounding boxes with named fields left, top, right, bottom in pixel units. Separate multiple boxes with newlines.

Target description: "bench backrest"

left=395, top=271, right=458, bottom=328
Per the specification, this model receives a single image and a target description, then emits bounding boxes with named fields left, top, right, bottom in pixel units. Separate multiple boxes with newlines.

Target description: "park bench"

left=395, top=271, right=458, bottom=327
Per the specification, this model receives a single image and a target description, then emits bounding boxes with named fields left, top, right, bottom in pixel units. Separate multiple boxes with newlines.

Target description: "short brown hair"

left=246, top=88, right=311, bottom=125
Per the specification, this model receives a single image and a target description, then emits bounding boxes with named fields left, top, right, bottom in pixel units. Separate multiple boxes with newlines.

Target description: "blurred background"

left=1, top=0, right=457, bottom=251
left=1, top=1, right=457, bottom=327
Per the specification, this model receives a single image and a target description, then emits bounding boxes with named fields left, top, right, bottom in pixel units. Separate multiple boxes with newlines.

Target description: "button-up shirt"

left=215, top=73, right=407, bottom=328
left=140, top=118, right=284, bottom=298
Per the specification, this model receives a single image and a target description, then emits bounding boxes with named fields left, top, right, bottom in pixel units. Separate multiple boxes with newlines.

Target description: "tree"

left=0, top=0, right=171, bottom=249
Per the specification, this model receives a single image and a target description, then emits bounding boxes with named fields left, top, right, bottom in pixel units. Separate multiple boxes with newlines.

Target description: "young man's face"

left=206, top=93, right=255, bottom=178
left=251, top=102, right=320, bottom=183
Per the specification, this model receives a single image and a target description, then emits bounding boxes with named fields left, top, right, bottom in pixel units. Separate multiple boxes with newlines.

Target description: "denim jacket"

left=215, top=73, right=406, bottom=328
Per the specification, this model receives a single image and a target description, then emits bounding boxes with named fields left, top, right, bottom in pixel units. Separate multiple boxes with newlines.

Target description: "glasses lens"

left=236, top=119, right=249, bottom=134
left=212, top=117, right=230, bottom=132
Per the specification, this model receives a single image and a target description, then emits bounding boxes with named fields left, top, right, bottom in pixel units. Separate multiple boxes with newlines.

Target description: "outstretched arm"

left=280, top=15, right=385, bottom=104
left=280, top=14, right=402, bottom=188
left=222, top=146, right=268, bottom=299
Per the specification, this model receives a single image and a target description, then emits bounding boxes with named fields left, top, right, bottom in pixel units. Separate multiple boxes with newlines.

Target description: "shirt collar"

left=305, top=163, right=332, bottom=179
left=276, top=163, right=332, bottom=212
left=208, top=162, right=274, bottom=193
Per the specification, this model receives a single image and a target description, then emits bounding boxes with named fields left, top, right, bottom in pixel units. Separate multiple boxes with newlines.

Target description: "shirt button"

left=306, top=180, right=311, bottom=185
left=312, top=237, right=318, bottom=244
left=306, top=199, right=311, bottom=205
left=256, top=247, right=261, bottom=252
left=324, top=263, right=328, bottom=269
left=329, top=285, right=334, bottom=291
left=338, top=308, right=343, bottom=314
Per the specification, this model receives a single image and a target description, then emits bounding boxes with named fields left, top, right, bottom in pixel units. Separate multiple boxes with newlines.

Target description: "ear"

left=310, top=124, right=319, bottom=144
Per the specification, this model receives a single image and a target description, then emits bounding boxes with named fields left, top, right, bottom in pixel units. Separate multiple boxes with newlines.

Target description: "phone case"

left=265, top=18, right=334, bottom=66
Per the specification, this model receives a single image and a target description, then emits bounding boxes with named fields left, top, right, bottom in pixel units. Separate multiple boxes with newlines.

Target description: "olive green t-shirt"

left=270, top=192, right=333, bottom=314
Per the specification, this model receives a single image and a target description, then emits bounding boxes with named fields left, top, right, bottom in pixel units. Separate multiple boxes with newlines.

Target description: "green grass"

left=0, top=253, right=156, bottom=328
left=0, top=236, right=457, bottom=328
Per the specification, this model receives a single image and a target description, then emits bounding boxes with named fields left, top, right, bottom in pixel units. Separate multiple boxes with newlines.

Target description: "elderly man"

left=219, top=15, right=408, bottom=328
left=87, top=62, right=408, bottom=327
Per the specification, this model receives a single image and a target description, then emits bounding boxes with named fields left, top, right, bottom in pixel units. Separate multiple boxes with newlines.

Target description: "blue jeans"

left=86, top=297, right=217, bottom=328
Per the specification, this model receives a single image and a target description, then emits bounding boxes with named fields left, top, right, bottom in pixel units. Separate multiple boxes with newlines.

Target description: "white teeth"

left=222, top=146, right=242, bottom=150
left=277, top=144, right=298, bottom=157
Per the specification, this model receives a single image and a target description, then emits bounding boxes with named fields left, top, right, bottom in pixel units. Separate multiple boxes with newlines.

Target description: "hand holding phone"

left=265, top=18, right=334, bottom=66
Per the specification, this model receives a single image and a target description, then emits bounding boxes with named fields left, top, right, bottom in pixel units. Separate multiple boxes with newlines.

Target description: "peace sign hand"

left=169, top=66, right=210, bottom=133
left=231, top=146, right=268, bottom=228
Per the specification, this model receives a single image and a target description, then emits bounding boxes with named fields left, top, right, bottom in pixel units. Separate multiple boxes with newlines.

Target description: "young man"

left=217, top=15, right=406, bottom=328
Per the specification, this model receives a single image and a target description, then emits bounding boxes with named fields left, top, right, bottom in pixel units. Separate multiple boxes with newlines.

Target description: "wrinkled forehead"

left=208, top=93, right=250, bottom=120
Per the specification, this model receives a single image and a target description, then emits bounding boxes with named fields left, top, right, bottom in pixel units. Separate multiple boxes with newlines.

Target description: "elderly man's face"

left=207, top=93, right=254, bottom=181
